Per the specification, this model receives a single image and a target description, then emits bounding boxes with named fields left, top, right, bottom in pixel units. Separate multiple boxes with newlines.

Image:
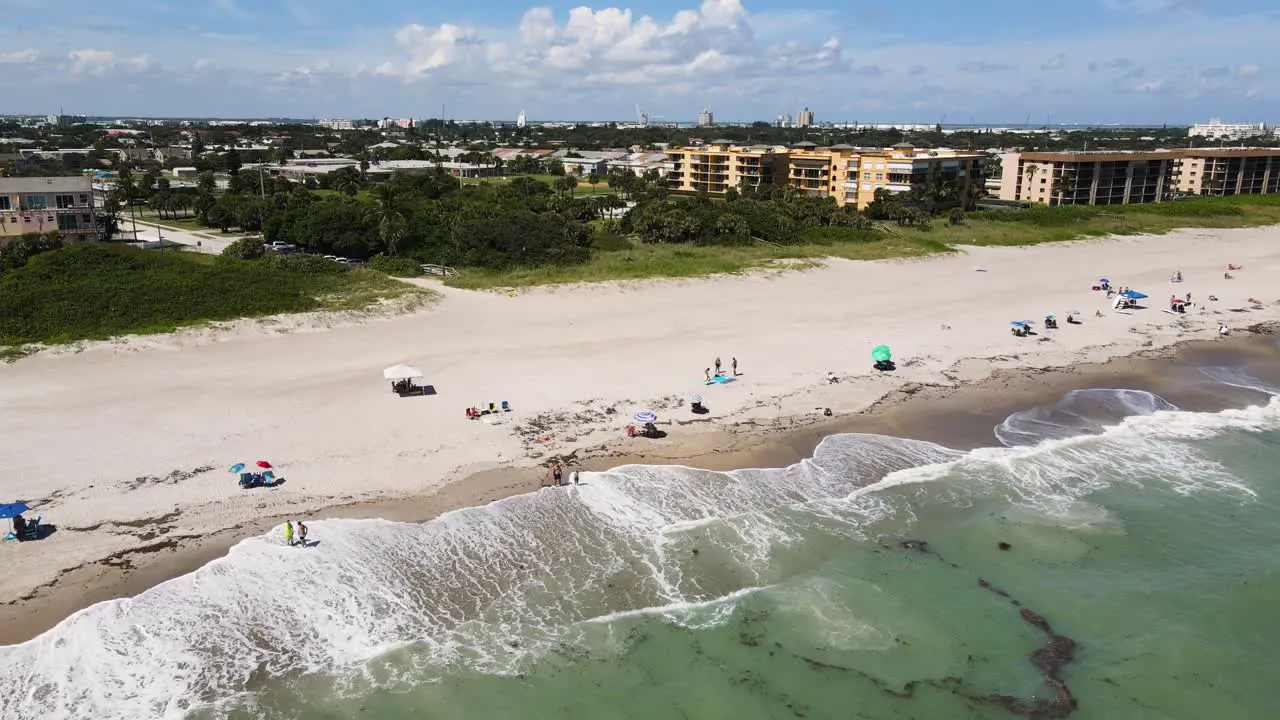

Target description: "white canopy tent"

left=383, top=364, right=424, bottom=382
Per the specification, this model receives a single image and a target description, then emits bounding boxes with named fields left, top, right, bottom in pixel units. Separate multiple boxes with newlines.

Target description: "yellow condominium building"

left=665, top=141, right=788, bottom=195
left=999, top=148, right=1280, bottom=206
left=0, top=175, right=99, bottom=244
left=667, top=141, right=986, bottom=210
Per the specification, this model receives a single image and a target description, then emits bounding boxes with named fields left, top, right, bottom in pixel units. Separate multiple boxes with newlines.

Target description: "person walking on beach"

left=552, top=463, right=563, bottom=486
left=705, top=367, right=712, bottom=383
left=283, top=521, right=295, bottom=547
left=714, top=357, right=722, bottom=376
left=297, top=520, right=308, bottom=547
left=731, top=357, right=738, bottom=376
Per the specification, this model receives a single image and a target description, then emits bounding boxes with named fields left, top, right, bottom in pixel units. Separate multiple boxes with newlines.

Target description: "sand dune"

left=2, top=226, right=1278, bottom=612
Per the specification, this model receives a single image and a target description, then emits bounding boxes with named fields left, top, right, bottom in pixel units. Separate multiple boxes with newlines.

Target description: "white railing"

left=420, top=263, right=457, bottom=277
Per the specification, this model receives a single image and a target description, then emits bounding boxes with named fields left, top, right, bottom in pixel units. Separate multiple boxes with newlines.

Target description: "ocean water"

left=3, top=371, right=1280, bottom=719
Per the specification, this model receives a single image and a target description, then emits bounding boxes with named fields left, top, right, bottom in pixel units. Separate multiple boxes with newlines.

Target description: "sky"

left=0, top=0, right=1275, bottom=124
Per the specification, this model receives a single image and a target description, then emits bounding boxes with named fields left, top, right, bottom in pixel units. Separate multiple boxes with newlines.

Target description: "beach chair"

left=488, top=402, right=497, bottom=414
left=501, top=401, right=510, bottom=412
left=20, top=516, right=40, bottom=541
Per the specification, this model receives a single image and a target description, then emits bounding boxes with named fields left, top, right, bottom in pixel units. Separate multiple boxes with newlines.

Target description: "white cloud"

left=67, top=49, right=150, bottom=75
left=0, top=0, right=1276, bottom=121
left=0, top=49, right=40, bottom=64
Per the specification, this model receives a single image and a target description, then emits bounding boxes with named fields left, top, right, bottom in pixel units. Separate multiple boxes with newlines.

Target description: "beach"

left=2, top=224, right=1279, bottom=645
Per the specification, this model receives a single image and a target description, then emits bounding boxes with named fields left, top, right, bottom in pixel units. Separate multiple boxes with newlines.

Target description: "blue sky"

left=0, top=0, right=1275, bottom=123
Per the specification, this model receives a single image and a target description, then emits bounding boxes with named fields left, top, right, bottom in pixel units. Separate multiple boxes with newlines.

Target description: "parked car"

left=264, top=241, right=296, bottom=253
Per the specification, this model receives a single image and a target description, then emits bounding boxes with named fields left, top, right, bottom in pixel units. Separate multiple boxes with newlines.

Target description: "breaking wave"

left=1, top=386, right=1278, bottom=719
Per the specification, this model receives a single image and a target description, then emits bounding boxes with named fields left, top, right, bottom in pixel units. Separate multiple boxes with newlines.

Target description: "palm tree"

left=1050, top=170, right=1079, bottom=206
left=364, top=184, right=407, bottom=255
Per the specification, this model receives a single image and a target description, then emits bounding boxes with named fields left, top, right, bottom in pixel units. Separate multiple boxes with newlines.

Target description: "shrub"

left=263, top=253, right=350, bottom=275
left=590, top=229, right=633, bottom=252
left=368, top=254, right=422, bottom=277
left=796, top=226, right=881, bottom=245
left=221, top=236, right=265, bottom=260
left=0, top=244, right=362, bottom=346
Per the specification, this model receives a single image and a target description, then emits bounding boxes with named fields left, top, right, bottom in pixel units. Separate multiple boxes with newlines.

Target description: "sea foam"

left=1, top=387, right=1277, bottom=720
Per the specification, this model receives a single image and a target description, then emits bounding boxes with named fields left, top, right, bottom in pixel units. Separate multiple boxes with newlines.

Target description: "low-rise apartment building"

left=666, top=141, right=789, bottom=196
left=999, top=148, right=1280, bottom=205
left=997, top=151, right=1174, bottom=206
left=1188, top=119, right=1269, bottom=142
left=1172, top=149, right=1280, bottom=196
left=666, top=141, right=985, bottom=210
left=0, top=176, right=99, bottom=244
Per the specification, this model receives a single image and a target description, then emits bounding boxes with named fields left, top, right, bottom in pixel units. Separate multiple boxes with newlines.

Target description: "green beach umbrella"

left=871, top=345, right=892, bottom=363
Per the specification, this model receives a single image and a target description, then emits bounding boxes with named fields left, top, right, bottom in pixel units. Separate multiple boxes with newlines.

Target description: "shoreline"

left=2, top=328, right=1276, bottom=646
left=3, top=226, right=1279, bottom=646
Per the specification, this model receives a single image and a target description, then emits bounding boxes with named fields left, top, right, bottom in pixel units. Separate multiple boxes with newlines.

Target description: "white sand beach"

left=2, top=226, right=1278, bottom=620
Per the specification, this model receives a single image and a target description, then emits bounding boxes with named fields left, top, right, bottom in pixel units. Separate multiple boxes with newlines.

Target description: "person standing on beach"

left=297, top=520, right=308, bottom=547
left=284, top=521, right=295, bottom=547
left=731, top=357, right=738, bottom=376
left=714, top=357, right=722, bottom=375
left=705, top=368, right=712, bottom=383
left=552, top=464, right=563, bottom=486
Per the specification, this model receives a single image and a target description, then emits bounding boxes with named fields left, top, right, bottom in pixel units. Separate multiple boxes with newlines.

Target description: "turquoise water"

left=3, top=380, right=1279, bottom=719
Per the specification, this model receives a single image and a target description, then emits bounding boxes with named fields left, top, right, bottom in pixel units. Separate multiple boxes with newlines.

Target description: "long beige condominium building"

left=667, top=141, right=985, bottom=210
left=1171, top=149, right=1280, bottom=196
left=999, top=148, right=1280, bottom=205
left=0, top=175, right=99, bottom=244
left=998, top=151, right=1174, bottom=206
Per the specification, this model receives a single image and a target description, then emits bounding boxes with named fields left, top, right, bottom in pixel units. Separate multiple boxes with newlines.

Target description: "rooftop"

left=0, top=176, right=93, bottom=193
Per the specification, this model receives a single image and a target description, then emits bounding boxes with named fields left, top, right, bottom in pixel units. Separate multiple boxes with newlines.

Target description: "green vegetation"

left=928, top=193, right=1280, bottom=248
left=447, top=192, right=1280, bottom=289
left=367, top=254, right=423, bottom=277
left=0, top=245, right=431, bottom=347
left=446, top=236, right=950, bottom=289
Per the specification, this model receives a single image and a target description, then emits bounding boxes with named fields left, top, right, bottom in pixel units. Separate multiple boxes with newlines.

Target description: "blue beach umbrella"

left=1120, top=290, right=1148, bottom=300
left=0, top=502, right=30, bottom=519
left=228, top=463, right=246, bottom=474
left=634, top=410, right=658, bottom=424
left=1099, top=278, right=1110, bottom=284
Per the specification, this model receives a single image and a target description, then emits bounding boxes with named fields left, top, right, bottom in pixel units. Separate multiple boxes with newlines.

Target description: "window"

left=863, top=172, right=872, bottom=180
left=875, top=173, right=884, bottom=180
left=79, top=194, right=89, bottom=204
left=20, top=195, right=47, bottom=211
left=0, top=197, right=9, bottom=211
left=82, top=214, right=92, bottom=224
left=56, top=194, right=76, bottom=208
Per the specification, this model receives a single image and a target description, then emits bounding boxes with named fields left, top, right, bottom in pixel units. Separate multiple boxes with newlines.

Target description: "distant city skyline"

left=0, top=0, right=1275, bottom=123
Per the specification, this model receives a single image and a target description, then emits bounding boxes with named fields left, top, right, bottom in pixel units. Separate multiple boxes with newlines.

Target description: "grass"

left=462, top=174, right=622, bottom=196
left=447, top=193, right=1280, bottom=290
left=134, top=214, right=218, bottom=234
left=931, top=193, right=1280, bottom=248
left=446, top=236, right=951, bottom=289
left=0, top=245, right=434, bottom=348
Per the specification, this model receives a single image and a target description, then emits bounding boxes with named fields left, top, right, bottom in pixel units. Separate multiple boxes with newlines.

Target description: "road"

left=113, top=214, right=242, bottom=255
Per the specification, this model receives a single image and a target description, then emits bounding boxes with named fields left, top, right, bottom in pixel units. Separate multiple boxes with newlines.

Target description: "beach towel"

left=711, top=375, right=734, bottom=384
